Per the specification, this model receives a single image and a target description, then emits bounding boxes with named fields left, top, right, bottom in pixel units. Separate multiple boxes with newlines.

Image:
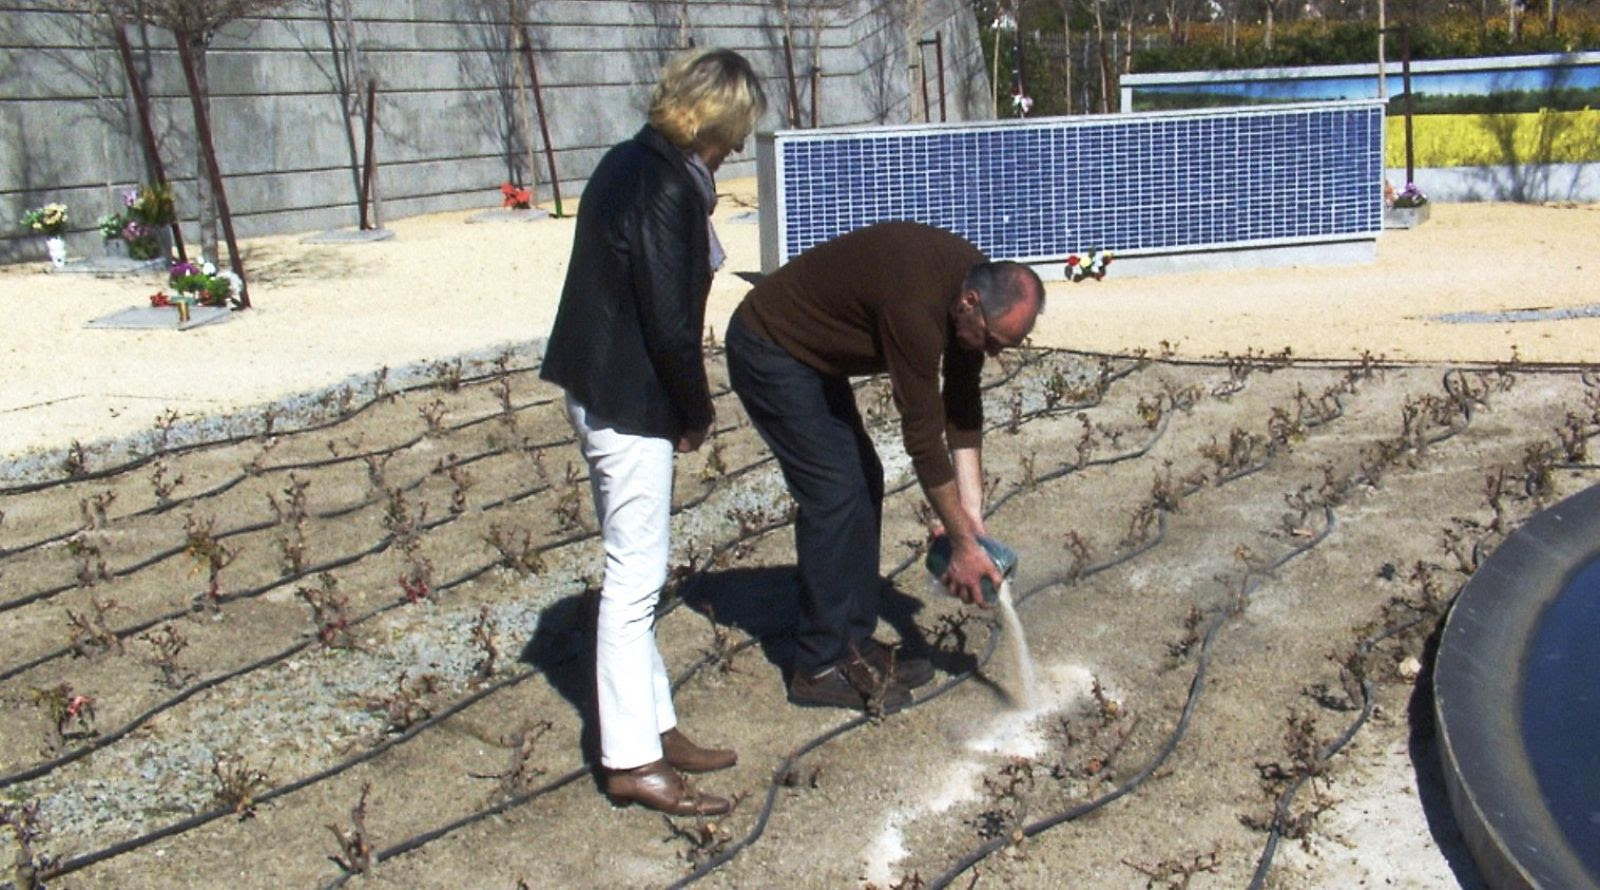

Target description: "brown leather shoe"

left=604, top=759, right=731, bottom=816
left=661, top=727, right=737, bottom=773
left=856, top=638, right=935, bottom=689
left=787, top=655, right=912, bottom=714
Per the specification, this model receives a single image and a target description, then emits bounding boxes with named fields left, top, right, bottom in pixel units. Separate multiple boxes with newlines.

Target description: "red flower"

left=1066, top=255, right=1080, bottom=267
left=66, top=694, right=92, bottom=719
left=500, top=182, right=532, bottom=210
left=150, top=291, right=172, bottom=308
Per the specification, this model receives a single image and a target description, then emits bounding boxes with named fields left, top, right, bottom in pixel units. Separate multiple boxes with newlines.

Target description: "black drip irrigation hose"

left=315, top=637, right=777, bottom=890
left=927, top=505, right=1336, bottom=889
left=664, top=509, right=1176, bottom=890
left=1, top=354, right=1088, bottom=788
left=0, top=388, right=871, bottom=879
left=657, top=419, right=1182, bottom=889
left=0, top=534, right=397, bottom=685
left=680, top=362, right=1478, bottom=887
left=0, top=352, right=1182, bottom=882
left=0, top=473, right=724, bottom=788
left=0, top=387, right=570, bottom=565
left=29, top=666, right=544, bottom=886
left=293, top=358, right=1172, bottom=887
left=1243, top=386, right=1600, bottom=887
left=308, top=356, right=1320, bottom=886
left=1244, top=618, right=1403, bottom=890
left=81, top=358, right=1581, bottom=886
left=0, top=360, right=552, bottom=498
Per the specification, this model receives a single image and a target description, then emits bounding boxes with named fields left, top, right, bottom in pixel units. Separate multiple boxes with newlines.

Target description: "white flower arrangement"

left=1065, top=248, right=1112, bottom=282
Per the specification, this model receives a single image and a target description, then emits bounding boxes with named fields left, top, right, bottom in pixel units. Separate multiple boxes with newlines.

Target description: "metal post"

left=935, top=30, right=946, bottom=122
left=517, top=25, right=563, bottom=217
left=809, top=65, right=820, bottom=128
left=917, top=37, right=941, bottom=123
left=174, top=32, right=247, bottom=308
left=783, top=34, right=800, bottom=127
left=917, top=55, right=931, bottom=122
left=360, top=79, right=377, bottom=229
left=1014, top=17, right=1027, bottom=115
left=112, top=26, right=186, bottom=263
left=1401, top=26, right=1415, bottom=185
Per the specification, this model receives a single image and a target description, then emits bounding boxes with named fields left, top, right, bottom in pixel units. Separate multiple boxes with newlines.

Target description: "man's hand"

left=941, top=532, right=1003, bottom=608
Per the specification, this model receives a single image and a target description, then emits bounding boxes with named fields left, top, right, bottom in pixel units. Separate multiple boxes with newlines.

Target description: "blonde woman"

left=540, top=48, right=766, bottom=816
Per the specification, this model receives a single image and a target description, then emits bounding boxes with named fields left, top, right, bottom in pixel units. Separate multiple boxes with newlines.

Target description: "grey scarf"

left=681, top=150, right=725, bottom=272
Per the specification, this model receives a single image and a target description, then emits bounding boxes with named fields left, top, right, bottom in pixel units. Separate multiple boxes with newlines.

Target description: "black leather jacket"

left=540, top=125, right=714, bottom=439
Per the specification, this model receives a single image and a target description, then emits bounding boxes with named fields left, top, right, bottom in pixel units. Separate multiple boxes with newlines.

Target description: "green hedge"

left=1131, top=17, right=1600, bottom=72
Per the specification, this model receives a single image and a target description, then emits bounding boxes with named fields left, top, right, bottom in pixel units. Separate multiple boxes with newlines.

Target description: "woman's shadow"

left=519, top=566, right=981, bottom=768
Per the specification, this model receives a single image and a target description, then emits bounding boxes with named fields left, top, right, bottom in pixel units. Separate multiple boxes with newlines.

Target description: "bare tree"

left=317, top=0, right=378, bottom=226
left=87, top=0, right=295, bottom=306
left=769, top=0, right=850, bottom=126
left=883, top=0, right=930, bottom=121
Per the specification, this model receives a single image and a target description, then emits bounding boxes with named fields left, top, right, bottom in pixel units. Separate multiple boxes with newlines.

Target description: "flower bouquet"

left=1391, top=182, right=1427, bottom=209
left=100, top=183, right=177, bottom=259
left=151, top=259, right=242, bottom=317
left=20, top=203, right=69, bottom=237
left=1065, top=248, right=1112, bottom=282
left=500, top=182, right=533, bottom=210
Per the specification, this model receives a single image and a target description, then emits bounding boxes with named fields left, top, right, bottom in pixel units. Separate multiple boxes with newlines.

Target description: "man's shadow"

left=675, top=566, right=981, bottom=683
left=519, top=567, right=984, bottom=766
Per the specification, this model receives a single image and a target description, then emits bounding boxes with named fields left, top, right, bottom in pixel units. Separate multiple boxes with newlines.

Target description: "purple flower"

left=122, top=189, right=139, bottom=208
left=169, top=261, right=200, bottom=278
left=122, top=221, right=148, bottom=240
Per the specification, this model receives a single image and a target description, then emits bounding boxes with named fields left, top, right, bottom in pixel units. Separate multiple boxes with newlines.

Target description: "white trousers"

left=565, top=396, right=678, bottom=770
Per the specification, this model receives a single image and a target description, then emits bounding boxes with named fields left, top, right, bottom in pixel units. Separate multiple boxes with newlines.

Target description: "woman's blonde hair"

left=649, top=48, right=768, bottom=152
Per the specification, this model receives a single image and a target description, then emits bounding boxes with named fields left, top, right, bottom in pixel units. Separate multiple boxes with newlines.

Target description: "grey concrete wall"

left=1, top=0, right=991, bottom=263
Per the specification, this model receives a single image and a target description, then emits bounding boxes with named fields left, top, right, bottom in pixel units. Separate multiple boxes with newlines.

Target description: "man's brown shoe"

left=661, top=727, right=737, bottom=773
left=604, top=759, right=731, bottom=816
left=787, top=656, right=912, bottom=714
left=857, top=638, right=935, bottom=689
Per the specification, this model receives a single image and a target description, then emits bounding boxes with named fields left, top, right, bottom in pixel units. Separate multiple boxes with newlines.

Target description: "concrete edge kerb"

left=1434, top=480, right=1600, bottom=890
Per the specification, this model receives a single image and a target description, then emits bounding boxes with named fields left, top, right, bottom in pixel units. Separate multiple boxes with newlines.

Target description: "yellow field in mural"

left=1388, top=109, right=1600, bottom=166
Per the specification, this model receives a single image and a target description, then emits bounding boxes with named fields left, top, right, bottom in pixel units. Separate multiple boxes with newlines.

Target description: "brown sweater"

left=735, top=221, right=986, bottom=488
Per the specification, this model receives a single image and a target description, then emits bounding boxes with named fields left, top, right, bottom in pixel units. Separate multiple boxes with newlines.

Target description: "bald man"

left=725, top=221, right=1044, bottom=712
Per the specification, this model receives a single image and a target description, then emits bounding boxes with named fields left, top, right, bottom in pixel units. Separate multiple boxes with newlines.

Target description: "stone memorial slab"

left=51, top=256, right=164, bottom=276
left=84, top=306, right=234, bottom=331
left=302, top=227, right=395, bottom=244
left=1432, top=303, right=1600, bottom=324
left=466, top=208, right=550, bottom=223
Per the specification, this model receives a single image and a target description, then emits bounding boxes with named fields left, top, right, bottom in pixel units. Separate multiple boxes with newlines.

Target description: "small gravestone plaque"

left=466, top=208, right=550, bottom=223
left=302, top=227, right=395, bottom=244
left=84, top=306, right=233, bottom=331
left=52, top=256, right=164, bottom=276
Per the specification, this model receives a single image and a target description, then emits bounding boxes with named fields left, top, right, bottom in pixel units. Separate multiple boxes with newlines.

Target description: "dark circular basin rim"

left=1435, top=480, right=1600, bottom=890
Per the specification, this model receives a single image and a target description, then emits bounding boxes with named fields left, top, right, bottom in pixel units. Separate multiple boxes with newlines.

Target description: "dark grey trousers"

left=725, top=313, right=884, bottom=674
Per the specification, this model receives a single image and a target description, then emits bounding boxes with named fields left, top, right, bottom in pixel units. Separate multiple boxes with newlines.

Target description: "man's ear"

left=957, top=289, right=981, bottom=311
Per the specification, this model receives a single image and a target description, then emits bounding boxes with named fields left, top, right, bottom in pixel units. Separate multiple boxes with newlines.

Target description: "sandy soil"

left=1, top=184, right=1597, bottom=889
left=2, top=185, right=1596, bottom=460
